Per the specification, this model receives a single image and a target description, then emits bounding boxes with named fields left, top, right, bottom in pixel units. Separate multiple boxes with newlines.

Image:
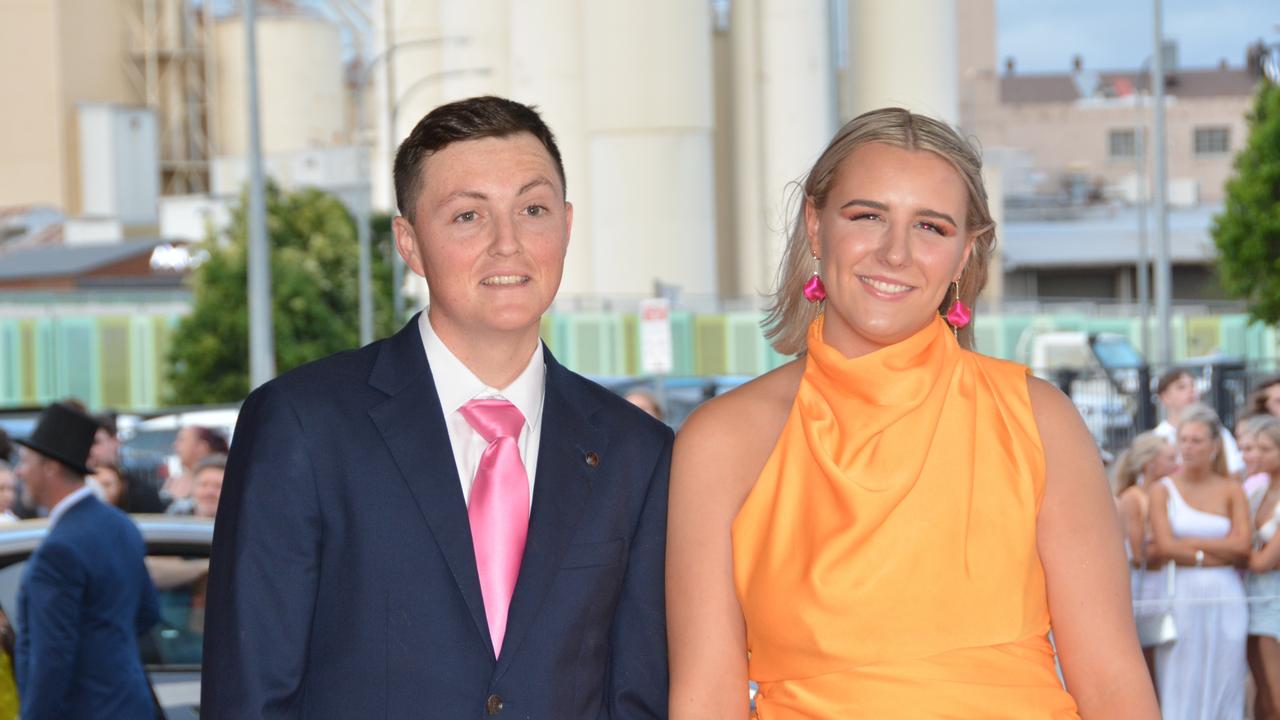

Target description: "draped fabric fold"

left=732, top=314, right=1080, bottom=718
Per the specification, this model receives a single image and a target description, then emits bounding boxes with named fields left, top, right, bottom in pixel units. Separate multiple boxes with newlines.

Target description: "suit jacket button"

left=485, top=694, right=504, bottom=716
left=584, top=451, right=600, bottom=468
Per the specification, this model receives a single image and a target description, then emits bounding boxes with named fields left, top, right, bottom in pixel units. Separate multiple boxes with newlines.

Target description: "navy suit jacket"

left=202, top=315, right=673, bottom=719
left=15, top=494, right=160, bottom=719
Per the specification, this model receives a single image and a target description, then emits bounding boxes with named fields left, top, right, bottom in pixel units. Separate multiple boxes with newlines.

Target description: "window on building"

left=1108, top=128, right=1137, bottom=160
left=1194, top=127, right=1230, bottom=155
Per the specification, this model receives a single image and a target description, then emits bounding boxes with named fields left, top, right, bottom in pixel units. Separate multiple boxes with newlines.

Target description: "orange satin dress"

left=732, top=314, right=1080, bottom=719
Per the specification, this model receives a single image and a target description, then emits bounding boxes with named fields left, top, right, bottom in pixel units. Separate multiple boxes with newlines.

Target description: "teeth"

left=482, top=275, right=527, bottom=286
left=862, top=276, right=911, bottom=293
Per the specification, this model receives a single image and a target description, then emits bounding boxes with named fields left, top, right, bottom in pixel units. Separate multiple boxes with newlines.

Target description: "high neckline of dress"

left=803, top=313, right=958, bottom=408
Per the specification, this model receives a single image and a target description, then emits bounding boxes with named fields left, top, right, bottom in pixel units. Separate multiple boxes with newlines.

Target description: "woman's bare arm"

left=1030, top=378, right=1160, bottom=719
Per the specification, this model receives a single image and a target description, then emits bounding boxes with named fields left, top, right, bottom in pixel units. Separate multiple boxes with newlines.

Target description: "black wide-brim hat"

left=14, top=402, right=98, bottom=477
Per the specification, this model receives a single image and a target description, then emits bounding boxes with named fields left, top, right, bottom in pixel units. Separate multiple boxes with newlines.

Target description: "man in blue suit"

left=13, top=402, right=160, bottom=719
left=203, top=96, right=672, bottom=719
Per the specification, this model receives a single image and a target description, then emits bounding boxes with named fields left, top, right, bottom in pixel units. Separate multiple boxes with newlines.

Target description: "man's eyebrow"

left=518, top=177, right=554, bottom=195
left=837, top=198, right=957, bottom=226
left=436, top=178, right=554, bottom=208
left=438, top=189, right=488, bottom=207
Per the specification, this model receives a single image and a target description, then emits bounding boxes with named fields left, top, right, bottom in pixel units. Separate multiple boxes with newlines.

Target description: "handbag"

left=1134, top=561, right=1177, bottom=647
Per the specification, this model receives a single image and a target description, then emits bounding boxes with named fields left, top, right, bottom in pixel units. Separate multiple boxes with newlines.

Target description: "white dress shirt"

left=1153, top=418, right=1246, bottom=475
left=420, top=313, right=545, bottom=506
left=48, top=485, right=95, bottom=529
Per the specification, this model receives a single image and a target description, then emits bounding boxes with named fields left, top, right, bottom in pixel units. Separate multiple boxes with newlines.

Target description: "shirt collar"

left=419, top=313, right=546, bottom=429
left=48, top=485, right=95, bottom=529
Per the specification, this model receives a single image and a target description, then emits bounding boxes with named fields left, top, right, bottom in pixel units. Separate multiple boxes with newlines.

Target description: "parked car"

left=0, top=515, right=213, bottom=719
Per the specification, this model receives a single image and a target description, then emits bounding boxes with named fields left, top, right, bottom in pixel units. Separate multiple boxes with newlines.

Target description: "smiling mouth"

left=480, top=275, right=530, bottom=287
left=858, top=275, right=914, bottom=295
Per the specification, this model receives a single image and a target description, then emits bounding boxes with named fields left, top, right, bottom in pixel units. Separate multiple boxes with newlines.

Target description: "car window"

left=0, top=565, right=25, bottom=629
left=142, top=555, right=210, bottom=668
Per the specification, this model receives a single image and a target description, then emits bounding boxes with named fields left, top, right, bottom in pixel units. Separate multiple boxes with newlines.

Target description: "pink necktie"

left=459, top=399, right=530, bottom=657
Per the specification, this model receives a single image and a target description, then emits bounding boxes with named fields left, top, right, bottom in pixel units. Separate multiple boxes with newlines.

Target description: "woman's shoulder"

left=1118, top=484, right=1147, bottom=505
left=673, top=358, right=804, bottom=498
left=1210, top=474, right=1248, bottom=499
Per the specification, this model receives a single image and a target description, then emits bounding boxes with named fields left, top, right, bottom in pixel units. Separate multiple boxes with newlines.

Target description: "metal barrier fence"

left=1050, top=360, right=1280, bottom=457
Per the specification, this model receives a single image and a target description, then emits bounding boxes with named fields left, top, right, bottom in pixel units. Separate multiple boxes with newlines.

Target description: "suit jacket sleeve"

left=18, top=540, right=84, bottom=719
left=202, top=384, right=322, bottom=719
left=602, top=429, right=673, bottom=719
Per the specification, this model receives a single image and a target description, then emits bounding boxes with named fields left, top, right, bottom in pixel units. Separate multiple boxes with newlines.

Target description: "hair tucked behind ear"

left=762, top=107, right=996, bottom=355
left=1111, top=432, right=1170, bottom=495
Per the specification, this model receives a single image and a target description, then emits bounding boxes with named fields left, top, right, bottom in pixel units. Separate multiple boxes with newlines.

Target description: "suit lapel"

left=367, top=315, right=493, bottom=657
left=495, top=349, right=608, bottom=677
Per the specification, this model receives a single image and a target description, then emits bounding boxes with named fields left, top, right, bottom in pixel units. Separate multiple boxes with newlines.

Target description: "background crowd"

left=1117, top=371, right=1280, bottom=718
left=0, top=409, right=226, bottom=523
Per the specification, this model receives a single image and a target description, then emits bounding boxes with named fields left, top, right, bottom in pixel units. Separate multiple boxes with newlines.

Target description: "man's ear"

left=392, top=216, right=426, bottom=277
left=563, top=201, right=574, bottom=251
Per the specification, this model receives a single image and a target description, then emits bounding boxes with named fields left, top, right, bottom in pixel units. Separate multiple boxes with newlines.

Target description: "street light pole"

left=244, top=0, right=275, bottom=386
left=1134, top=61, right=1150, bottom=360
left=1151, top=0, right=1172, bottom=366
left=352, top=36, right=469, bottom=346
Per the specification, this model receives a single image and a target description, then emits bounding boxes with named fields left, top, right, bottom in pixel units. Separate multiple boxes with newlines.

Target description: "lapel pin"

left=584, top=451, right=600, bottom=468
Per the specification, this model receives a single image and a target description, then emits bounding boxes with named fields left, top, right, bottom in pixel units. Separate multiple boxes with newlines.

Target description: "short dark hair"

left=1156, top=368, right=1193, bottom=395
left=192, top=426, right=229, bottom=455
left=393, top=96, right=566, bottom=221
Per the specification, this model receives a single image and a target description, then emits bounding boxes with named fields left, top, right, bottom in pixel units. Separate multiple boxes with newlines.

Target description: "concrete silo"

left=212, top=5, right=346, bottom=157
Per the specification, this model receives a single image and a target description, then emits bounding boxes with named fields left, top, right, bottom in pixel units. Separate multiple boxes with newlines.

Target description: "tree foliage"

left=166, top=184, right=399, bottom=404
left=1213, top=78, right=1280, bottom=326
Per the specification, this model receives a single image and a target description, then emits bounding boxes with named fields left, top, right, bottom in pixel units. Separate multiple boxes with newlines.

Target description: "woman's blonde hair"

left=1178, top=404, right=1229, bottom=478
left=762, top=107, right=997, bottom=355
left=1253, top=416, right=1280, bottom=474
left=1112, top=432, right=1171, bottom=495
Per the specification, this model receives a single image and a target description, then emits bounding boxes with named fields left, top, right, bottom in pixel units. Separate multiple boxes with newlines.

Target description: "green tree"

left=166, top=184, right=400, bottom=404
left=1213, top=78, right=1280, bottom=325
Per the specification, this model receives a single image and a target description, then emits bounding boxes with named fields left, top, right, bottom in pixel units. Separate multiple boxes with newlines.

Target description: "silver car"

left=0, top=515, right=213, bottom=720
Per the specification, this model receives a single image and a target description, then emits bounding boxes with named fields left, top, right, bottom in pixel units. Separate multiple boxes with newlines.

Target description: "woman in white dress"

left=1149, top=408, right=1252, bottom=720
left=1247, top=417, right=1280, bottom=719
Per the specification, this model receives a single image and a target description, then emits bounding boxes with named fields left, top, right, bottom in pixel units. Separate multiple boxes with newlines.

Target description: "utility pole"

left=1151, top=0, right=1172, bottom=366
left=1134, top=70, right=1150, bottom=360
left=245, top=0, right=275, bottom=386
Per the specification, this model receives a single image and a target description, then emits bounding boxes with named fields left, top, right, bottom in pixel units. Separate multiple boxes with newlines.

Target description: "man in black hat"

left=12, top=402, right=159, bottom=719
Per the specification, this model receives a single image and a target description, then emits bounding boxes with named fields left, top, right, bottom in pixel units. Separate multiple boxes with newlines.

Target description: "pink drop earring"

left=944, top=279, right=971, bottom=332
left=803, top=254, right=826, bottom=303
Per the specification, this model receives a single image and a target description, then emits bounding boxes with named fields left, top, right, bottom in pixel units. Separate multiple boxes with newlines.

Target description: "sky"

left=997, top=0, right=1278, bottom=73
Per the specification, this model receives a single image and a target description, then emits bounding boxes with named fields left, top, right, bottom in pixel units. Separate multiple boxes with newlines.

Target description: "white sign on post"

left=639, top=298, right=674, bottom=375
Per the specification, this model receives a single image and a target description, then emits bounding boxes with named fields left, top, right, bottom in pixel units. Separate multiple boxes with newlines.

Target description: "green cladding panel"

left=99, top=317, right=131, bottom=409
left=693, top=315, right=728, bottom=376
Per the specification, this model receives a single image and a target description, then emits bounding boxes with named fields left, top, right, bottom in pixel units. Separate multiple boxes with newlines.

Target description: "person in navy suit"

left=202, top=96, right=672, bottom=719
left=13, top=402, right=160, bottom=719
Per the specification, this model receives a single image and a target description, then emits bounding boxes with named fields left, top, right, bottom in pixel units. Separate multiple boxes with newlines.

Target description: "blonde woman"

left=667, top=108, right=1157, bottom=719
left=1240, top=414, right=1274, bottom=496
left=1112, top=433, right=1177, bottom=687
left=1247, top=417, right=1280, bottom=719
left=1148, top=406, right=1252, bottom=719
left=1114, top=432, right=1178, bottom=568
